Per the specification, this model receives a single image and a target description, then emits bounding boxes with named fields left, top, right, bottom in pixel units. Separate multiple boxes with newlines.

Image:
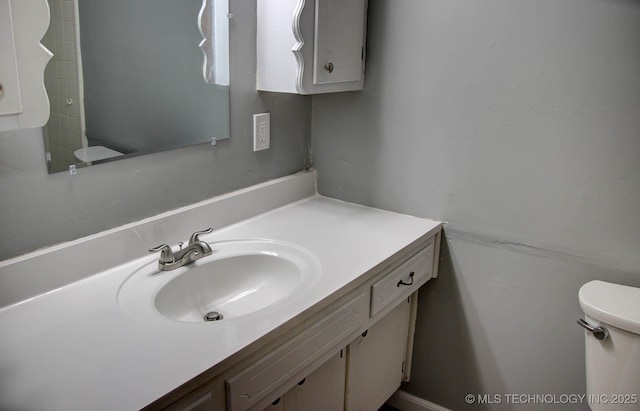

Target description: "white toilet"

left=73, top=146, right=124, bottom=163
left=579, top=280, right=640, bottom=411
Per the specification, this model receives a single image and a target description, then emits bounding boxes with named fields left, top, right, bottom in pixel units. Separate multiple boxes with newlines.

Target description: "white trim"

left=387, top=390, right=452, bottom=411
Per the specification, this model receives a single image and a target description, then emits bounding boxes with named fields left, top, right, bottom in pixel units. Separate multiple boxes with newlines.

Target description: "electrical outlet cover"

left=253, top=113, right=270, bottom=151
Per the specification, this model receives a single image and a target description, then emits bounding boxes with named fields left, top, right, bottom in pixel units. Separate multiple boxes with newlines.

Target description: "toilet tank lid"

left=579, top=280, right=640, bottom=335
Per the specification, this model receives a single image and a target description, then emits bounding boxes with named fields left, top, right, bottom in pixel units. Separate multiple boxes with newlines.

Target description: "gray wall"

left=0, top=1, right=311, bottom=260
left=312, top=0, right=640, bottom=409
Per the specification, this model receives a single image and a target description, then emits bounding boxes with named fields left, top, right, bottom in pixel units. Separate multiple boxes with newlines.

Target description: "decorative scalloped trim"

left=291, top=0, right=306, bottom=94
left=198, top=0, right=213, bottom=84
left=0, top=0, right=52, bottom=131
left=34, top=0, right=53, bottom=125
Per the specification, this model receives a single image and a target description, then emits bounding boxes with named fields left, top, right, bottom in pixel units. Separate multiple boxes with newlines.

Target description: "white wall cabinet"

left=156, top=232, right=441, bottom=411
left=256, top=0, right=367, bottom=94
left=0, top=0, right=51, bottom=132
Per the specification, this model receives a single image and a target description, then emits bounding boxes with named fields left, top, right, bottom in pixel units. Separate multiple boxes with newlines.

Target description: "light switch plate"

left=253, top=113, right=270, bottom=151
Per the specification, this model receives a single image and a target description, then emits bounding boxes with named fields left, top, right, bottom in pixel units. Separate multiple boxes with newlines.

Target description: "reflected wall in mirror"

left=42, top=0, right=230, bottom=174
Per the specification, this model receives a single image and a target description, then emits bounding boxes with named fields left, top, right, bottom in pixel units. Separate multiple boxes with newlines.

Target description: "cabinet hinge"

left=401, top=361, right=405, bottom=373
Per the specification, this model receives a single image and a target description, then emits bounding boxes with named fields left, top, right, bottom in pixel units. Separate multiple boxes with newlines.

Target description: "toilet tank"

left=579, top=281, right=640, bottom=411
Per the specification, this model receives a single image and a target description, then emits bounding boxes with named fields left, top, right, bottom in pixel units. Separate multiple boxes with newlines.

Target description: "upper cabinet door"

left=0, top=0, right=23, bottom=116
left=256, top=0, right=368, bottom=95
left=313, top=0, right=366, bottom=86
left=0, top=0, right=51, bottom=132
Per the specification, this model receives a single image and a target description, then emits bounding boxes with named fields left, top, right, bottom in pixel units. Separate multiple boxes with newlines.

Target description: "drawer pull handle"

left=397, top=271, right=415, bottom=287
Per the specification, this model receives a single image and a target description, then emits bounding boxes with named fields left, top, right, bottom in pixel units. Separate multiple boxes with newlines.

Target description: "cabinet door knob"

left=323, top=62, right=334, bottom=73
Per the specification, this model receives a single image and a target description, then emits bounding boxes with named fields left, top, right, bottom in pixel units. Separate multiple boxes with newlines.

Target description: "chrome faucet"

left=149, top=228, right=213, bottom=271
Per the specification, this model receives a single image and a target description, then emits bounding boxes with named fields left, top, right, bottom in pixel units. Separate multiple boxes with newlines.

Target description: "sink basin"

left=155, top=253, right=303, bottom=322
left=117, top=240, right=321, bottom=323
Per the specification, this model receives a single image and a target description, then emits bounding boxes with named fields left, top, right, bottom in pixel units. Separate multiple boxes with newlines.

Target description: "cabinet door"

left=313, top=0, right=366, bottom=85
left=262, top=397, right=285, bottom=411
left=346, top=298, right=411, bottom=411
left=259, top=351, right=346, bottom=411
left=0, top=0, right=51, bottom=131
left=162, top=379, right=225, bottom=411
left=282, top=351, right=346, bottom=411
left=0, top=0, right=22, bottom=116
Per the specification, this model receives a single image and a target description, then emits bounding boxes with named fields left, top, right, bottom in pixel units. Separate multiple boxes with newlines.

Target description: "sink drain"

left=203, top=311, right=223, bottom=322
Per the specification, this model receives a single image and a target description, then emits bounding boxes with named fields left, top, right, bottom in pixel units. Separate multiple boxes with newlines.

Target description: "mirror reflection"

left=42, top=0, right=230, bottom=174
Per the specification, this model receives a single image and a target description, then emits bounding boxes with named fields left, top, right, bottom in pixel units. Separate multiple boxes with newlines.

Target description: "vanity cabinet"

left=226, top=292, right=368, bottom=411
left=256, top=298, right=413, bottom=411
left=256, top=0, right=368, bottom=94
left=157, top=232, right=441, bottom=411
left=0, top=0, right=51, bottom=132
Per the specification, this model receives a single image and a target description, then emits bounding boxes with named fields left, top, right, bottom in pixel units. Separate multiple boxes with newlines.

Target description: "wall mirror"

left=42, top=0, right=230, bottom=174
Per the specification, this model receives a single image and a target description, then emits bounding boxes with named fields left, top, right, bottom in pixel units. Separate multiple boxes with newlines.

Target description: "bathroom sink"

left=155, top=253, right=303, bottom=322
left=117, top=240, right=321, bottom=323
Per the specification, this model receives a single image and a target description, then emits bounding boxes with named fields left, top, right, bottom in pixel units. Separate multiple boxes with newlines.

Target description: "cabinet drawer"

left=370, top=242, right=434, bottom=317
left=226, top=292, right=368, bottom=411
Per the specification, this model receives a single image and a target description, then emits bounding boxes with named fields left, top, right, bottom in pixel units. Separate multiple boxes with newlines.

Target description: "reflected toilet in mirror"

left=73, top=146, right=124, bottom=164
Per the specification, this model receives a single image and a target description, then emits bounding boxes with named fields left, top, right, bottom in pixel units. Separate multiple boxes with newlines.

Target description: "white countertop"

left=0, top=186, right=440, bottom=410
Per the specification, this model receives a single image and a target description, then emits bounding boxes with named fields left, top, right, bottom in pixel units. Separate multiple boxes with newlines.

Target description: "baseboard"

left=387, top=390, right=452, bottom=411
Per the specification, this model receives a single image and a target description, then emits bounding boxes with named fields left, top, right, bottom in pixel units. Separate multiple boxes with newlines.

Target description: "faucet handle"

left=188, top=227, right=213, bottom=245
left=149, top=244, right=175, bottom=263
